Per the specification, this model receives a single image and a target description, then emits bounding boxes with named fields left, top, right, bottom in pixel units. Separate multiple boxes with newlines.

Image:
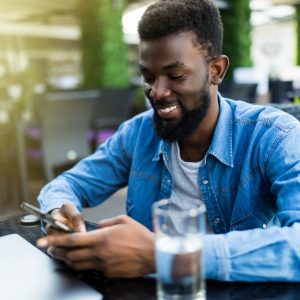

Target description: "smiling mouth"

left=158, top=105, right=178, bottom=114
left=156, top=104, right=181, bottom=120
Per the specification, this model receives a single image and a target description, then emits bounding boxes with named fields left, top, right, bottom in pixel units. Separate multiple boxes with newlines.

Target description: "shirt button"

left=262, top=224, right=267, bottom=229
left=167, top=179, right=171, bottom=183
left=214, top=218, right=220, bottom=224
left=203, top=179, right=209, bottom=185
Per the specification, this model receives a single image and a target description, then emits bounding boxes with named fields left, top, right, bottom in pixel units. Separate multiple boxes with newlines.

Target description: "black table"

left=1, top=214, right=300, bottom=300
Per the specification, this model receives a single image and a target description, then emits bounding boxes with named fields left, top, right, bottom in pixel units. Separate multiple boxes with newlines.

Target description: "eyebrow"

left=162, top=61, right=185, bottom=70
left=139, top=61, right=185, bottom=72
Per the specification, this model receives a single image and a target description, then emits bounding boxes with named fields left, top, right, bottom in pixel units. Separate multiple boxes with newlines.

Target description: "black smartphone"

left=84, top=220, right=99, bottom=231
left=20, top=202, right=74, bottom=233
left=20, top=202, right=99, bottom=233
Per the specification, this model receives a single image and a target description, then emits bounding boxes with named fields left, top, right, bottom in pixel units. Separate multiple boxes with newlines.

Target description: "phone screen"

left=85, top=220, right=98, bottom=231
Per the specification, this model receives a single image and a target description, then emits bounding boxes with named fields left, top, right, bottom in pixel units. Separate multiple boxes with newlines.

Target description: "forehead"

left=139, top=31, right=206, bottom=69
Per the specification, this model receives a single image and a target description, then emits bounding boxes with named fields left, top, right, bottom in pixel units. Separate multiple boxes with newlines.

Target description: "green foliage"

left=220, top=0, right=252, bottom=79
left=296, top=5, right=300, bottom=66
left=79, top=0, right=130, bottom=88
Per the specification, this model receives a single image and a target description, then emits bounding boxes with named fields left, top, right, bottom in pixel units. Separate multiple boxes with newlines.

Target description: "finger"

left=46, top=224, right=67, bottom=235
left=51, top=209, right=67, bottom=223
left=47, top=246, right=94, bottom=262
left=37, top=231, right=98, bottom=249
left=98, top=214, right=129, bottom=228
left=67, top=260, right=98, bottom=271
left=47, top=246, right=68, bottom=260
left=48, top=247, right=101, bottom=271
left=47, top=208, right=74, bottom=235
left=61, top=202, right=86, bottom=232
left=65, top=247, right=93, bottom=261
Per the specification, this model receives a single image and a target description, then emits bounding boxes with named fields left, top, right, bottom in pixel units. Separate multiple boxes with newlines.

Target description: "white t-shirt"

left=169, top=142, right=212, bottom=233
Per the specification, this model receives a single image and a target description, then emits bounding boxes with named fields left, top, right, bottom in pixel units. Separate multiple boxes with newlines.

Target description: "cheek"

left=190, top=73, right=209, bottom=89
left=181, top=87, right=208, bottom=108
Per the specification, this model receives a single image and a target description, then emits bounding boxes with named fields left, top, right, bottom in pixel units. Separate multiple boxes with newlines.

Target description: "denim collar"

left=208, top=94, right=234, bottom=167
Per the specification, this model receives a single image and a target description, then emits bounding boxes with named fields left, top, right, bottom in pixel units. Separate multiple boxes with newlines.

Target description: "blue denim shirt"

left=38, top=95, right=300, bottom=281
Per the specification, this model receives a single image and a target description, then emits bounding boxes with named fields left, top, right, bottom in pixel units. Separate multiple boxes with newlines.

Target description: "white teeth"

left=159, top=105, right=177, bottom=113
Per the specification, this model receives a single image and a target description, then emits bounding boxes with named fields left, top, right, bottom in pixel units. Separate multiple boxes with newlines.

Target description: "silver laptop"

left=0, top=234, right=102, bottom=300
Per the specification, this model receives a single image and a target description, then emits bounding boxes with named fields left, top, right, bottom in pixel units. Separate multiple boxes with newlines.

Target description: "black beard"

left=152, top=91, right=210, bottom=142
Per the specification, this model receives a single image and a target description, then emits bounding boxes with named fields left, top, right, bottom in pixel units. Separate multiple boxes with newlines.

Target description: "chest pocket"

left=230, top=197, right=278, bottom=231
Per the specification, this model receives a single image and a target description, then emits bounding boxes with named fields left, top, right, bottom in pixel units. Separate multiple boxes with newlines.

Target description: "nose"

left=149, top=78, right=171, bottom=101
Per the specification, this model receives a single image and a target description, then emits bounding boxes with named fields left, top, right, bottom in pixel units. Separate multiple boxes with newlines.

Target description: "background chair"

left=91, top=87, right=136, bottom=147
left=219, top=81, right=258, bottom=103
left=39, top=90, right=100, bottom=180
left=268, top=80, right=294, bottom=104
left=18, top=89, right=100, bottom=202
left=270, top=103, right=300, bottom=121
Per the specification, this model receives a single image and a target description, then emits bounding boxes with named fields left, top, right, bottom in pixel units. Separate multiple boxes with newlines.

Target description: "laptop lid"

left=0, top=234, right=102, bottom=300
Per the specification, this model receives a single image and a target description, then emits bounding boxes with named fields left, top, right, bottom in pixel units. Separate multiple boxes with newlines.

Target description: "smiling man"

left=139, top=32, right=214, bottom=147
left=37, top=0, right=300, bottom=281
left=139, top=30, right=223, bottom=161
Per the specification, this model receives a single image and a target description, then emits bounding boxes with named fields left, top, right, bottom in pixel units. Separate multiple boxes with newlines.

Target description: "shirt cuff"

left=202, top=234, right=230, bottom=281
left=155, top=248, right=173, bottom=284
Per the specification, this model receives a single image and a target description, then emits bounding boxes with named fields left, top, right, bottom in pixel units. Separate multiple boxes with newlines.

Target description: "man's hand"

left=47, top=202, right=86, bottom=234
left=37, top=215, right=156, bottom=278
left=172, top=250, right=200, bottom=279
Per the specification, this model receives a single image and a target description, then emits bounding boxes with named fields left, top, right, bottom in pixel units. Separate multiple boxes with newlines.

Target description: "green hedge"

left=79, top=0, right=129, bottom=88
left=296, top=5, right=300, bottom=65
left=220, top=0, right=252, bottom=79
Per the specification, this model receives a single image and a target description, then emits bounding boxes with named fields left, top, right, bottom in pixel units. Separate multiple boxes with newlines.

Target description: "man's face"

left=139, top=32, right=212, bottom=142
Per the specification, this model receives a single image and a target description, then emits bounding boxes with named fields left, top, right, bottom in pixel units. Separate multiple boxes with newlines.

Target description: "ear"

left=209, top=55, right=229, bottom=85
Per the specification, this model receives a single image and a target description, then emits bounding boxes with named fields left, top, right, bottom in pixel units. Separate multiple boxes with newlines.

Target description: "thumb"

left=61, top=202, right=86, bottom=232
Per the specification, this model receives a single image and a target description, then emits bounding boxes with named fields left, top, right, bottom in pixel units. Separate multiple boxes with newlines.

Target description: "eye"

left=169, top=74, right=184, bottom=81
left=140, top=71, right=155, bottom=84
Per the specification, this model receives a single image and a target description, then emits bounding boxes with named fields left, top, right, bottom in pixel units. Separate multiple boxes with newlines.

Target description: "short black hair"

left=138, top=0, right=223, bottom=59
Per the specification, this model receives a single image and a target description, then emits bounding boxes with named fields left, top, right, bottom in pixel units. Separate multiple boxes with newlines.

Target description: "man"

left=37, top=0, right=300, bottom=281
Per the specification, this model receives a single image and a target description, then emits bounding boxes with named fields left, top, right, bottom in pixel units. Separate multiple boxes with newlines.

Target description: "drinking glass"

left=152, top=199, right=206, bottom=300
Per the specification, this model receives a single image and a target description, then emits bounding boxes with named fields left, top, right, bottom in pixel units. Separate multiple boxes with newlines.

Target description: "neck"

left=179, top=92, right=219, bottom=162
left=179, top=141, right=208, bottom=162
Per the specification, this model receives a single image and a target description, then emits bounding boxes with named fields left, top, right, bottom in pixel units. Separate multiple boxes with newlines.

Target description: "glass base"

left=158, top=290, right=205, bottom=300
